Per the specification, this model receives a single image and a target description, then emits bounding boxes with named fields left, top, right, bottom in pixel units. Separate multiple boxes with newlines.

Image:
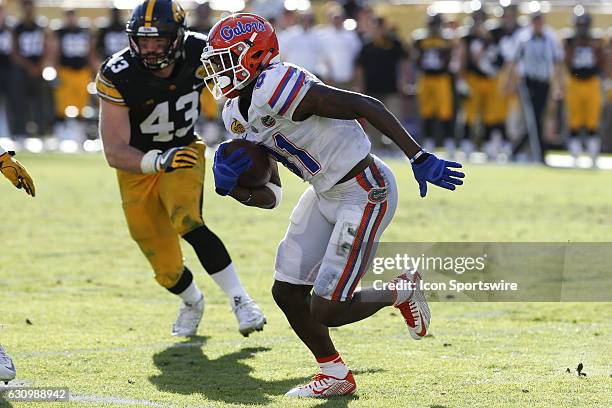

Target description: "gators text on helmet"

left=200, top=13, right=280, bottom=100
left=126, top=0, right=187, bottom=70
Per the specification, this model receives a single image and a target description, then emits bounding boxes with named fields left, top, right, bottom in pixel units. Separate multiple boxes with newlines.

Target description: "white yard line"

left=70, top=394, right=168, bottom=407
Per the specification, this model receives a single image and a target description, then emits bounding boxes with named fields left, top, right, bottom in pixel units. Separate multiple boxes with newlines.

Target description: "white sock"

left=317, top=352, right=349, bottom=379
left=586, top=136, right=600, bottom=162
left=210, top=263, right=249, bottom=306
left=568, top=137, right=582, bottom=160
left=178, top=281, right=203, bottom=305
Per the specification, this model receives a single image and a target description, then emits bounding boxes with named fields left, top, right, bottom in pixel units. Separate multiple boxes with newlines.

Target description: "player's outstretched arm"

left=293, top=84, right=422, bottom=158
left=293, top=84, right=464, bottom=197
left=99, top=100, right=197, bottom=174
left=0, top=147, right=35, bottom=197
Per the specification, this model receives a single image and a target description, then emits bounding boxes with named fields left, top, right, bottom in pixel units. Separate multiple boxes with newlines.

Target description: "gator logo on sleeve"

left=261, top=115, right=276, bottom=128
left=231, top=119, right=245, bottom=134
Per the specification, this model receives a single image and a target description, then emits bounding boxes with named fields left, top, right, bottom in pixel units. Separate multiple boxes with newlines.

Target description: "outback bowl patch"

left=231, top=119, right=245, bottom=134
left=368, top=187, right=388, bottom=204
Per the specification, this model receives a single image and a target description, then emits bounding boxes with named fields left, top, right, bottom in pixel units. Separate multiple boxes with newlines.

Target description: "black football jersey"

left=489, top=25, right=518, bottom=70
left=57, top=27, right=90, bottom=69
left=96, top=31, right=209, bottom=153
left=14, top=22, right=45, bottom=63
left=96, top=23, right=129, bottom=59
left=564, top=35, right=601, bottom=79
left=463, top=32, right=498, bottom=77
left=413, top=35, right=452, bottom=74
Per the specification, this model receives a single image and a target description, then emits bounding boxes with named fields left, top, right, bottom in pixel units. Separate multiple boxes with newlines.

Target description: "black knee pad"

left=183, top=225, right=232, bottom=274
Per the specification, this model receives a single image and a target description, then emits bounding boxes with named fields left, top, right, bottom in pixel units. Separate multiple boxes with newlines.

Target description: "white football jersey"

left=222, top=62, right=371, bottom=193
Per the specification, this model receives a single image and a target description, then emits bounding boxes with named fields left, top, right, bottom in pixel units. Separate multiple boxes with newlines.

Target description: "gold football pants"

left=116, top=140, right=206, bottom=288
left=566, top=76, right=602, bottom=133
left=55, top=67, right=92, bottom=118
left=417, top=73, right=454, bottom=121
left=464, top=73, right=506, bottom=126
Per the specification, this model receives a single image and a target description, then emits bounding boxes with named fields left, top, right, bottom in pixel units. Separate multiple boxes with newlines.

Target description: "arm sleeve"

left=95, top=69, right=127, bottom=106
left=252, top=64, right=318, bottom=121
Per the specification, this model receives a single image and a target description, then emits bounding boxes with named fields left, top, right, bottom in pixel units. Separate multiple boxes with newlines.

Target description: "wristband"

left=410, top=150, right=426, bottom=164
left=141, top=149, right=162, bottom=174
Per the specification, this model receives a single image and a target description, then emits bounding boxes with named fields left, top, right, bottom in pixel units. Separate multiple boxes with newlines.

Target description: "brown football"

left=223, top=139, right=271, bottom=188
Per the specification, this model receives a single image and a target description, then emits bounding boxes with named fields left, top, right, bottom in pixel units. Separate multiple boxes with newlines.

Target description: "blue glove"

left=411, top=152, right=465, bottom=198
left=213, top=144, right=252, bottom=196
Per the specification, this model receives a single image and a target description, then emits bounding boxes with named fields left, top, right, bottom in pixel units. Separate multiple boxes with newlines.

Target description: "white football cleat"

left=232, top=296, right=266, bottom=337
left=0, top=345, right=16, bottom=384
left=285, top=372, right=356, bottom=397
left=394, top=271, right=431, bottom=340
left=172, top=295, right=204, bottom=337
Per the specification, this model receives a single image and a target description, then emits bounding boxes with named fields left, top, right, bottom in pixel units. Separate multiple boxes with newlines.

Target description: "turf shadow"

left=149, top=339, right=310, bottom=405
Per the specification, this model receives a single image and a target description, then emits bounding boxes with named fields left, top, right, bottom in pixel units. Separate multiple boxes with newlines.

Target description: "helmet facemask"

left=201, top=38, right=260, bottom=100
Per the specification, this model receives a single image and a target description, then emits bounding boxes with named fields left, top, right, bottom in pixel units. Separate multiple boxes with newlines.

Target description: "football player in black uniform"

left=52, top=9, right=95, bottom=136
left=11, top=0, right=51, bottom=138
left=96, top=8, right=129, bottom=61
left=489, top=4, right=521, bottom=159
left=564, top=12, right=605, bottom=166
left=96, top=0, right=265, bottom=337
left=460, top=9, right=505, bottom=159
left=412, top=14, right=455, bottom=157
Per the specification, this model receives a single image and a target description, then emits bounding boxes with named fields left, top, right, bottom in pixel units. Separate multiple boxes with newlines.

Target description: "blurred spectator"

left=276, top=8, right=297, bottom=32
left=318, top=6, right=361, bottom=88
left=0, top=3, right=14, bottom=138
left=96, top=8, right=128, bottom=61
left=11, top=0, right=52, bottom=138
left=494, top=5, right=523, bottom=154
left=355, top=17, right=409, bottom=150
left=249, top=0, right=285, bottom=21
left=188, top=2, right=214, bottom=34
left=278, top=11, right=328, bottom=78
left=564, top=12, right=605, bottom=166
left=50, top=8, right=94, bottom=138
left=338, top=0, right=363, bottom=20
left=355, top=6, right=375, bottom=41
left=413, top=14, right=455, bottom=156
left=460, top=9, right=507, bottom=159
left=505, top=12, right=565, bottom=163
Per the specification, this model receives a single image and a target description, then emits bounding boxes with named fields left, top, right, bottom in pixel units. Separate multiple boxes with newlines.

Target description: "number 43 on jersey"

left=140, top=91, right=200, bottom=142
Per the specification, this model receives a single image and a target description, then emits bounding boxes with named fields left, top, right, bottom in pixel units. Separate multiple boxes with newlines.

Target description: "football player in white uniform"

left=0, top=144, right=33, bottom=383
left=202, top=14, right=465, bottom=397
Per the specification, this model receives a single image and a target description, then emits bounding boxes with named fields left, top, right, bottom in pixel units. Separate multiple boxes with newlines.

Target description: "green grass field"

left=0, top=153, right=611, bottom=407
